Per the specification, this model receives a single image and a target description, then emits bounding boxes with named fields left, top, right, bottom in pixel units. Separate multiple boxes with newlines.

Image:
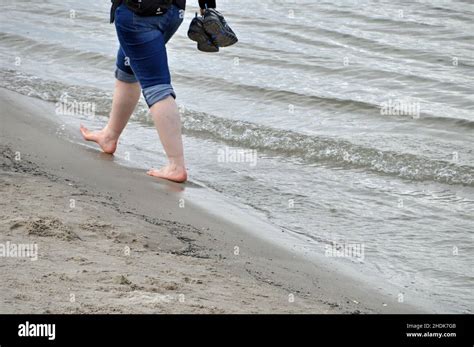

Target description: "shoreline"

left=0, top=88, right=423, bottom=313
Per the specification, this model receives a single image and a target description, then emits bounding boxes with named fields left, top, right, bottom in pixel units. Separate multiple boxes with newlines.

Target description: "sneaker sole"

left=188, top=29, right=208, bottom=44
left=197, top=42, right=219, bottom=53
left=203, top=18, right=238, bottom=47
left=188, top=30, right=219, bottom=52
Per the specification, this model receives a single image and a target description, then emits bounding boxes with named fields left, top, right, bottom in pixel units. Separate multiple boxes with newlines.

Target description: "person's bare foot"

left=147, top=164, right=188, bottom=183
left=80, top=125, right=118, bottom=154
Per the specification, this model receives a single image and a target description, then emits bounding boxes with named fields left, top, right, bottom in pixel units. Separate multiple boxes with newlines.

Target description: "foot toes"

left=80, top=126, right=97, bottom=141
left=80, top=126, right=90, bottom=138
left=147, top=169, right=161, bottom=177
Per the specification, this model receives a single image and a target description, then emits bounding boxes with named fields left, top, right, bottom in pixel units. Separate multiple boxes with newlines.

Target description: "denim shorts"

left=114, top=4, right=184, bottom=107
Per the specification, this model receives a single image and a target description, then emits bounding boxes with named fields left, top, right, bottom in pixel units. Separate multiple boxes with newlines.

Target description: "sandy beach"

left=0, top=88, right=425, bottom=314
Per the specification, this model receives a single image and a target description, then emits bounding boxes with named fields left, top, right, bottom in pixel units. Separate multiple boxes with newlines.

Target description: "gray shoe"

left=188, top=15, right=219, bottom=53
left=203, top=8, right=238, bottom=48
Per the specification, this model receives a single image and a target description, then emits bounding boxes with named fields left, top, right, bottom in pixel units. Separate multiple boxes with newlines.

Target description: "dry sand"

left=0, top=88, right=422, bottom=314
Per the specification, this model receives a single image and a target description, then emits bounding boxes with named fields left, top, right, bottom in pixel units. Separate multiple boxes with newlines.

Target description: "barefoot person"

left=81, top=0, right=220, bottom=183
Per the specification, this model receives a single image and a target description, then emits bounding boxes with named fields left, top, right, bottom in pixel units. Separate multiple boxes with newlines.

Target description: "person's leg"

left=114, top=5, right=187, bottom=182
left=146, top=6, right=187, bottom=182
left=146, top=95, right=187, bottom=182
left=80, top=79, right=140, bottom=154
left=81, top=47, right=141, bottom=154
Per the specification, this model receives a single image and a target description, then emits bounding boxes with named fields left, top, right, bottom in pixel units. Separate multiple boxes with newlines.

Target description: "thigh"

left=114, top=5, right=171, bottom=89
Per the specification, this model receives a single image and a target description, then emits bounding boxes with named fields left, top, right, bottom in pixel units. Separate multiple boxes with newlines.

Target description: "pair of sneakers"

left=187, top=8, right=238, bottom=53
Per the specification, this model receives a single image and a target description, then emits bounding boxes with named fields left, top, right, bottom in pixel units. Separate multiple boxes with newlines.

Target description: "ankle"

left=104, top=125, right=120, bottom=140
left=168, top=157, right=186, bottom=170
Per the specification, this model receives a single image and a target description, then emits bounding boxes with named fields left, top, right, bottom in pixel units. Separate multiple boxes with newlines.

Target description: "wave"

left=1, top=69, right=473, bottom=187
left=4, top=68, right=473, bottom=131
left=173, top=71, right=474, bottom=127
left=1, top=31, right=472, bottom=119
left=0, top=32, right=114, bottom=70
left=179, top=111, right=474, bottom=187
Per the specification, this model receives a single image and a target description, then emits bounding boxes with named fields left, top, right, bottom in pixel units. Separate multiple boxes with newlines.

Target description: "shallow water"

left=1, top=0, right=473, bottom=312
